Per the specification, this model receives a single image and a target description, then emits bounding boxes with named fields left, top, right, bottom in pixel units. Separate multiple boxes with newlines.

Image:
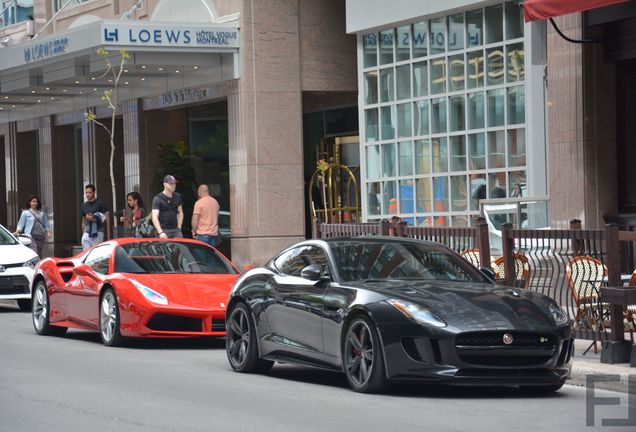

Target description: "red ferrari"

left=31, top=238, right=239, bottom=346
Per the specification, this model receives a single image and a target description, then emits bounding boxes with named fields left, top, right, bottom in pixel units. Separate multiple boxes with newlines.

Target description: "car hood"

left=0, top=244, right=38, bottom=265
left=345, top=279, right=558, bottom=330
left=125, top=273, right=238, bottom=308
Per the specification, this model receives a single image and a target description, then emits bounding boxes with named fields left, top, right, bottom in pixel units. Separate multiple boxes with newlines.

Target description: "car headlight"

left=387, top=299, right=447, bottom=328
left=548, top=302, right=569, bottom=325
left=23, top=257, right=39, bottom=269
left=130, top=279, right=168, bottom=305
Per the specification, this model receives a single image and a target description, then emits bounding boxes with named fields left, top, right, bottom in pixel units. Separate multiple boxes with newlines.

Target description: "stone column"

left=4, top=122, right=19, bottom=229
left=38, top=116, right=55, bottom=257
left=122, top=99, right=141, bottom=193
left=227, top=0, right=306, bottom=266
left=81, top=108, right=98, bottom=187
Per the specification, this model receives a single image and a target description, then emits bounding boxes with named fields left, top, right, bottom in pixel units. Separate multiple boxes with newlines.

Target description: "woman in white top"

left=14, top=195, right=51, bottom=257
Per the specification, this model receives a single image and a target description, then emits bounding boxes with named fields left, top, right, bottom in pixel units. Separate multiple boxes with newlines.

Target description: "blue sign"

left=102, top=24, right=238, bottom=48
left=24, top=37, right=69, bottom=63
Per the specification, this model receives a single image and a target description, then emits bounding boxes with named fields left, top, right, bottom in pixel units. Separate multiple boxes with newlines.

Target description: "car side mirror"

left=480, top=266, right=496, bottom=281
left=17, top=234, right=32, bottom=246
left=300, top=264, right=323, bottom=281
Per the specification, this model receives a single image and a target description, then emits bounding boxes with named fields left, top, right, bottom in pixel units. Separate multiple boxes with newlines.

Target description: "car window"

left=274, top=245, right=329, bottom=277
left=83, top=245, right=113, bottom=275
left=0, top=225, right=18, bottom=245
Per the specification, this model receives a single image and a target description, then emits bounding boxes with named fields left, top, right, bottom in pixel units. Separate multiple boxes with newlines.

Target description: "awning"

left=524, top=0, right=630, bottom=22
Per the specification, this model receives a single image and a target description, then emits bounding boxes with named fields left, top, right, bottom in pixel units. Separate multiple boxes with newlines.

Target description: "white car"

left=0, top=224, right=39, bottom=312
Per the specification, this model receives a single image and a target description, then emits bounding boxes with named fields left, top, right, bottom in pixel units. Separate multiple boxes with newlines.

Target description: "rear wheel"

left=17, top=299, right=31, bottom=312
left=342, top=315, right=388, bottom=393
left=32, top=280, right=67, bottom=336
left=226, top=302, right=273, bottom=373
left=100, top=289, right=123, bottom=347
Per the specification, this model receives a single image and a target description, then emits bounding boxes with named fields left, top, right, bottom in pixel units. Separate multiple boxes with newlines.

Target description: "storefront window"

left=380, top=30, right=394, bottom=65
left=413, top=61, right=428, bottom=97
left=412, top=21, right=428, bottom=58
left=466, top=9, right=483, bottom=48
left=397, top=103, right=412, bottom=138
left=431, top=97, right=447, bottom=134
left=396, top=65, right=411, bottom=100
left=449, top=95, right=465, bottom=132
left=399, top=141, right=414, bottom=176
left=364, top=71, right=378, bottom=104
left=448, top=14, right=464, bottom=52
left=414, top=100, right=429, bottom=136
left=396, top=26, right=411, bottom=61
left=363, top=33, right=378, bottom=68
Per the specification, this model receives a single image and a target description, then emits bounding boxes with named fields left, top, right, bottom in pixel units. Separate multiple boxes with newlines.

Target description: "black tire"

left=342, top=315, right=388, bottom=393
left=17, top=299, right=31, bottom=312
left=521, top=381, right=566, bottom=394
left=226, top=302, right=273, bottom=373
left=100, top=289, right=124, bottom=347
left=32, top=280, right=67, bottom=336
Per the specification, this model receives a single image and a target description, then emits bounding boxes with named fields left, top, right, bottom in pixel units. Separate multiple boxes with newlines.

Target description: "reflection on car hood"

left=345, top=280, right=556, bottom=330
left=126, top=273, right=238, bottom=308
left=0, top=244, right=38, bottom=265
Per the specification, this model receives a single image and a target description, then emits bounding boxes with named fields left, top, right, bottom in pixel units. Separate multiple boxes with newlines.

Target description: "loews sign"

left=102, top=23, right=239, bottom=49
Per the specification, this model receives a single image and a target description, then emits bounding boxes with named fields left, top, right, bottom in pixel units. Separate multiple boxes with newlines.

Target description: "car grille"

left=0, top=276, right=30, bottom=294
left=146, top=314, right=203, bottom=332
left=212, top=318, right=226, bottom=332
left=455, top=332, right=557, bottom=367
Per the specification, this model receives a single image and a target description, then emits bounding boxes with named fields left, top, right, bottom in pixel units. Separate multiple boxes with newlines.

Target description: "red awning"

left=524, top=0, right=630, bottom=22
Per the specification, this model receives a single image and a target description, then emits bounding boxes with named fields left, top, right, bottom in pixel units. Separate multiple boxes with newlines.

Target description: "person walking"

left=121, top=191, right=146, bottom=238
left=81, top=184, right=109, bottom=250
left=151, top=175, right=183, bottom=239
left=191, top=184, right=221, bottom=247
left=14, top=195, right=51, bottom=257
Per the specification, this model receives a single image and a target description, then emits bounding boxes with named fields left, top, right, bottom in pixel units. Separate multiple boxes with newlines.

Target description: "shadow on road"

left=0, top=302, right=23, bottom=313
left=59, top=329, right=226, bottom=350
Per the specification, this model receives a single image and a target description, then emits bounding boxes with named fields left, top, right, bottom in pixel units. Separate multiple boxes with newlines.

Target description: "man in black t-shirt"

left=151, top=175, right=184, bottom=239
left=81, top=184, right=109, bottom=250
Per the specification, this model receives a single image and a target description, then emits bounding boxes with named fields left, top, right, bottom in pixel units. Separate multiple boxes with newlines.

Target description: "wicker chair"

left=491, top=253, right=531, bottom=288
left=460, top=249, right=482, bottom=268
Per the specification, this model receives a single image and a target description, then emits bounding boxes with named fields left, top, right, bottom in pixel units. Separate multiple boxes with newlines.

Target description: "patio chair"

left=491, top=253, right=531, bottom=288
left=460, top=249, right=481, bottom=268
left=624, top=270, right=636, bottom=340
left=565, top=256, right=608, bottom=353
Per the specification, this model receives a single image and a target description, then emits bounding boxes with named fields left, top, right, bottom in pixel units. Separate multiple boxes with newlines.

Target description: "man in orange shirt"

left=191, top=184, right=221, bottom=247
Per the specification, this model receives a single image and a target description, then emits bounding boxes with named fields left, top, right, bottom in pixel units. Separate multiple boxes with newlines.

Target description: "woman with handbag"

left=14, top=195, right=51, bottom=257
left=121, top=192, right=146, bottom=238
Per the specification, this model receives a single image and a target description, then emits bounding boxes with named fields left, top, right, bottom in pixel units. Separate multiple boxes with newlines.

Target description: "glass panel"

left=467, top=92, right=484, bottom=130
left=468, top=133, right=486, bottom=170
left=396, top=64, right=411, bottom=100
left=380, top=68, right=394, bottom=102
left=508, top=128, right=526, bottom=167
left=413, top=21, right=428, bottom=58
left=486, top=47, right=504, bottom=85
left=489, top=172, right=507, bottom=198
left=399, top=141, right=414, bottom=176
left=431, top=97, right=447, bottom=134
left=380, top=30, right=394, bottom=65
left=451, top=175, right=468, bottom=211
left=488, top=130, right=506, bottom=168
left=413, top=61, right=428, bottom=97
left=485, top=4, right=503, bottom=44
left=368, top=182, right=381, bottom=215
left=397, top=103, right=412, bottom=138
left=487, top=88, right=505, bottom=127
left=416, top=178, right=432, bottom=212
left=449, top=95, right=465, bottom=132
left=400, top=179, right=415, bottom=213
left=430, top=57, right=447, bottom=94
left=382, top=143, right=396, bottom=177
left=363, top=33, right=378, bottom=68
left=508, top=85, right=525, bottom=124
left=448, top=54, right=465, bottom=91
left=430, top=17, right=446, bottom=54
left=448, top=13, right=464, bottom=51
left=381, top=105, right=396, bottom=140
left=414, top=100, right=429, bottom=136
left=452, top=215, right=469, bottom=227
left=415, top=139, right=431, bottom=174
left=470, top=174, right=486, bottom=210
left=509, top=170, right=526, bottom=197
left=383, top=181, right=397, bottom=214
left=507, top=43, right=525, bottom=82
left=450, top=135, right=466, bottom=171
left=364, top=71, right=378, bottom=105
left=506, top=1, right=524, bottom=40
left=366, top=145, right=381, bottom=179
left=433, top=176, right=448, bottom=212
left=396, top=25, right=411, bottom=61
left=432, top=137, right=448, bottom=173
left=467, top=50, right=485, bottom=88
left=466, top=9, right=483, bottom=48
left=365, top=109, right=379, bottom=142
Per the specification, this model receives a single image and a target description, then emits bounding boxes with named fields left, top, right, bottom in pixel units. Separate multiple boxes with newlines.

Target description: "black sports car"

left=225, top=237, right=573, bottom=393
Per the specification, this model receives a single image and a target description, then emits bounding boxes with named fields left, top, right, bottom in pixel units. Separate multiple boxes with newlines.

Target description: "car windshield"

left=113, top=241, right=238, bottom=274
left=0, top=225, right=18, bottom=246
left=330, top=241, right=487, bottom=283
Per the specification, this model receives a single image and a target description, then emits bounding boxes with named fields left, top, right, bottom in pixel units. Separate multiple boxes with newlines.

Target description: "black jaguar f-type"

left=225, top=237, right=573, bottom=393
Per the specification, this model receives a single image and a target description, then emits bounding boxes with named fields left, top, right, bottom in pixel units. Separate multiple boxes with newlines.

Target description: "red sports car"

left=31, top=238, right=239, bottom=346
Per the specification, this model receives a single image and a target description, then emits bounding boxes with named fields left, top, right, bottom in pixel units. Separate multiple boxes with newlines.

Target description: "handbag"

left=137, top=216, right=156, bottom=238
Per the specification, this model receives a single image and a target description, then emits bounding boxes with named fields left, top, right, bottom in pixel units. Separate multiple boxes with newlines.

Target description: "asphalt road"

left=0, top=300, right=634, bottom=432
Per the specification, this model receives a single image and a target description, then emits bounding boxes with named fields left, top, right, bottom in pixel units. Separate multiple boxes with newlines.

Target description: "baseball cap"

left=163, top=175, right=178, bottom=184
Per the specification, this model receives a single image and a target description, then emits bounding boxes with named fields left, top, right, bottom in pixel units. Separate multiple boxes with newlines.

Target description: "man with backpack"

left=151, top=175, right=184, bottom=239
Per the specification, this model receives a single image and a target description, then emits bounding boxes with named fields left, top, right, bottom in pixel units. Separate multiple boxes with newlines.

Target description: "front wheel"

left=226, top=302, right=273, bottom=373
left=32, top=280, right=67, bottom=336
left=100, top=289, right=124, bottom=347
left=342, top=315, right=388, bottom=393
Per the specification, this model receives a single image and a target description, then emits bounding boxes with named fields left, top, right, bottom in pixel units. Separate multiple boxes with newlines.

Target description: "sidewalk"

left=569, top=339, right=635, bottom=393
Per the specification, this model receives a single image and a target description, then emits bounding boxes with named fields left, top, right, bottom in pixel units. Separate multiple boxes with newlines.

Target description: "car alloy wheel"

left=343, top=316, right=387, bottom=393
left=100, top=289, right=123, bottom=346
left=32, top=280, right=67, bottom=336
left=226, top=302, right=273, bottom=373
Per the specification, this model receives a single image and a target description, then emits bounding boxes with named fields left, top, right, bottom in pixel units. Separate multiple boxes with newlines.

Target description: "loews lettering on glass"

left=364, top=30, right=481, bottom=49
left=162, top=88, right=209, bottom=106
